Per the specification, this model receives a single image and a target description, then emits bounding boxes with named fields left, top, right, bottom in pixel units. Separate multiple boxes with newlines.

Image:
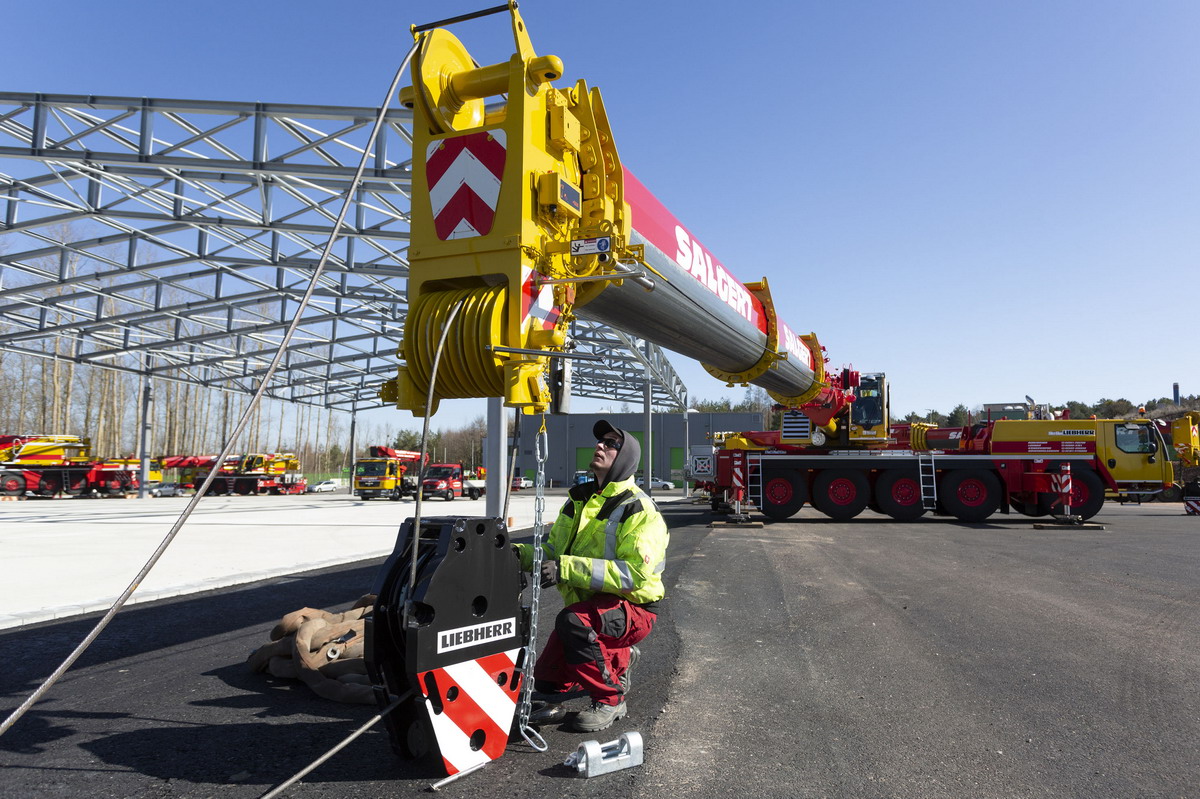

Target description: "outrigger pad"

left=366, top=516, right=530, bottom=776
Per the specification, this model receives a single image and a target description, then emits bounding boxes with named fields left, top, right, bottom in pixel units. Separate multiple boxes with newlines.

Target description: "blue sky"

left=6, top=1, right=1198, bottom=426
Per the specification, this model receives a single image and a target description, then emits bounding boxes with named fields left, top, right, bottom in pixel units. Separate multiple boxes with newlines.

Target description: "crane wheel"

left=939, top=469, right=1001, bottom=522
left=756, top=469, right=806, bottom=521
left=64, top=472, right=87, bottom=495
left=36, top=476, right=62, bottom=496
left=0, top=471, right=22, bottom=496
left=875, top=470, right=926, bottom=521
left=1036, top=465, right=1104, bottom=520
left=812, top=469, right=870, bottom=521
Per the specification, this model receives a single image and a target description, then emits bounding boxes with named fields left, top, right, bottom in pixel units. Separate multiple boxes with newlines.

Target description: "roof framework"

left=0, top=92, right=689, bottom=413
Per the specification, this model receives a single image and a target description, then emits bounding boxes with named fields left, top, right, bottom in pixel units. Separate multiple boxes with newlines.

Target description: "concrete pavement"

left=0, top=491, right=541, bottom=630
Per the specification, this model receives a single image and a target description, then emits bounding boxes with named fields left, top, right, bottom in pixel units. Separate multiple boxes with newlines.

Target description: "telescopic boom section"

left=386, top=2, right=850, bottom=424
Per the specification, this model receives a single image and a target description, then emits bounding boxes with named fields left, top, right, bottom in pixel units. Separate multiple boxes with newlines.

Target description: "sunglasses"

left=596, top=438, right=623, bottom=451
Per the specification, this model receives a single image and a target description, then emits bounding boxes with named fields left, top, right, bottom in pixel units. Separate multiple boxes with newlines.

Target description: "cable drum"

left=403, top=286, right=508, bottom=400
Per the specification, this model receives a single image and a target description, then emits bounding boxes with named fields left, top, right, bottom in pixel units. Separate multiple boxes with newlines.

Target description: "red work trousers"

left=534, top=593, right=656, bottom=706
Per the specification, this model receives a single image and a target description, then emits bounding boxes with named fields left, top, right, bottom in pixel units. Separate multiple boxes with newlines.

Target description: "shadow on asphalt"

left=0, top=561, right=385, bottom=688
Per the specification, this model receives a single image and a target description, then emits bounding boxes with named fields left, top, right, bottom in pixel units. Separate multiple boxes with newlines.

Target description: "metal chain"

left=516, top=414, right=550, bottom=751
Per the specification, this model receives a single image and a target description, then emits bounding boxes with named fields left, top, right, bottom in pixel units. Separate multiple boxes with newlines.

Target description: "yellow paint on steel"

left=390, top=3, right=639, bottom=416
left=766, top=333, right=830, bottom=407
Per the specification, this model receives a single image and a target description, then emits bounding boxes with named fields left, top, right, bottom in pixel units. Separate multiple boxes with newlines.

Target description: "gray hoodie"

left=592, top=419, right=641, bottom=489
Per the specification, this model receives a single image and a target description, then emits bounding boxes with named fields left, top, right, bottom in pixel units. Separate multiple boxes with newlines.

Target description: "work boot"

left=526, top=701, right=567, bottom=726
left=572, top=700, right=627, bottom=732
left=619, top=645, right=641, bottom=694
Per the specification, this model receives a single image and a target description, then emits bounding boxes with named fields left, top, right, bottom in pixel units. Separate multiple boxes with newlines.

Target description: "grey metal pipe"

left=575, top=228, right=819, bottom=400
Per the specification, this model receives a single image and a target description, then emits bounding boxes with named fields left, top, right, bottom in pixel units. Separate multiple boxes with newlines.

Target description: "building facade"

left=511, top=412, right=764, bottom=487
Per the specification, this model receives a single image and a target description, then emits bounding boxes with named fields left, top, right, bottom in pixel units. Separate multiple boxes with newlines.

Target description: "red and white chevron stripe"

left=418, top=648, right=522, bottom=775
left=521, top=267, right=561, bottom=332
left=1185, top=498, right=1200, bottom=516
left=425, top=130, right=507, bottom=240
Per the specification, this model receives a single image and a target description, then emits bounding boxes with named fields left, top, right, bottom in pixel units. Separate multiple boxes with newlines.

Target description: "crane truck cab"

left=420, top=464, right=485, bottom=501
left=353, top=446, right=423, bottom=501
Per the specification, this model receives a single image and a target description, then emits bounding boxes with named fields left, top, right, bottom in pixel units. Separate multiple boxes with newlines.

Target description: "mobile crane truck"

left=163, top=452, right=307, bottom=496
left=696, top=381, right=1200, bottom=522
left=352, top=446, right=423, bottom=500
left=0, top=434, right=139, bottom=497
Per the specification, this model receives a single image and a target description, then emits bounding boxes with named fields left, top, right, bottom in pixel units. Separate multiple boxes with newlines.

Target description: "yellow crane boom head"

left=384, top=2, right=634, bottom=416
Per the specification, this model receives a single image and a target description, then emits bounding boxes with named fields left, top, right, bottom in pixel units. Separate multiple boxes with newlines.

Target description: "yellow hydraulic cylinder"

left=385, top=2, right=635, bottom=416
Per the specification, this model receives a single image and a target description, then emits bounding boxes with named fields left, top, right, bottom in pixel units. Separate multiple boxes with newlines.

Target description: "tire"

left=812, top=469, right=870, bottom=521
left=1156, top=484, right=1182, bottom=503
left=467, top=487, right=481, bottom=501
left=874, top=470, right=926, bottom=521
left=756, top=469, right=806, bottom=521
left=940, top=469, right=1002, bottom=522
left=37, top=475, right=62, bottom=496
left=0, top=471, right=23, bottom=496
left=64, top=472, right=87, bottom=496
left=444, top=490, right=454, bottom=501
left=1037, top=466, right=1105, bottom=520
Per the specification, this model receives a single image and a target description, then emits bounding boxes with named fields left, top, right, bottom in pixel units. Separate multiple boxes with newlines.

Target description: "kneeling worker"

left=514, top=419, right=669, bottom=732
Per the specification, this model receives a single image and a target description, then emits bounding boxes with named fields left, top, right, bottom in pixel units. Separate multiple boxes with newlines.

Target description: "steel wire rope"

left=404, top=286, right=507, bottom=399
left=0, top=40, right=419, bottom=740
left=257, top=692, right=412, bottom=799
left=408, top=296, right=466, bottom=595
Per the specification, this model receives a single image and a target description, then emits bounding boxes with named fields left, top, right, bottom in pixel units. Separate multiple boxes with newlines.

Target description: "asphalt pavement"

left=1, top=501, right=1197, bottom=798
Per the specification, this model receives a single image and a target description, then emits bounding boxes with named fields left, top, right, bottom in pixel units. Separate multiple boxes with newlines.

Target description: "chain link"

left=516, top=414, right=550, bottom=751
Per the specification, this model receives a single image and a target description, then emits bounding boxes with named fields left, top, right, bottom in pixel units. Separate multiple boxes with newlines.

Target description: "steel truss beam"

left=0, top=92, right=688, bottom=412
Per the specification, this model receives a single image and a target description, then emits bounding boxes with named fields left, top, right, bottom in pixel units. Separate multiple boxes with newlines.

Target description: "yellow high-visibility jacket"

left=515, top=476, right=668, bottom=607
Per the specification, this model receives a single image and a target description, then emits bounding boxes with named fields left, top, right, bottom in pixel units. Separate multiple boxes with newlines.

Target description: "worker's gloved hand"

left=539, top=559, right=559, bottom=588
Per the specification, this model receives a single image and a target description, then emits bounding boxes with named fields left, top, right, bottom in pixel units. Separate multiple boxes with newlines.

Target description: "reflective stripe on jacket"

left=515, top=476, right=668, bottom=606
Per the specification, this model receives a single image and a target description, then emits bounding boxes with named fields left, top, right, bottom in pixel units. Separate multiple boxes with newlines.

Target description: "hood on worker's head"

left=593, top=419, right=640, bottom=488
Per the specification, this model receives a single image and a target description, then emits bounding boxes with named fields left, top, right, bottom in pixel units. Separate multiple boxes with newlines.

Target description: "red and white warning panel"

left=417, top=648, right=522, bottom=774
left=425, top=130, right=506, bottom=240
left=366, top=517, right=528, bottom=775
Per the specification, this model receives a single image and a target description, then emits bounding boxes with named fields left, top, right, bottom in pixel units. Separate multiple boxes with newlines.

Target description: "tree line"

left=0, top=346, right=494, bottom=480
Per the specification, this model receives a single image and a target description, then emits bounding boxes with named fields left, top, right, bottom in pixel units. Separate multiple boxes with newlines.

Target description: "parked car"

left=150, top=482, right=187, bottom=497
left=573, top=470, right=592, bottom=486
left=636, top=476, right=675, bottom=490
left=511, top=475, right=533, bottom=490
left=308, top=479, right=338, bottom=493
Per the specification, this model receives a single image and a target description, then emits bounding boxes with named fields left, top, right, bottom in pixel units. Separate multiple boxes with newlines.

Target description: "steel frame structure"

left=0, top=92, right=689, bottom=413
